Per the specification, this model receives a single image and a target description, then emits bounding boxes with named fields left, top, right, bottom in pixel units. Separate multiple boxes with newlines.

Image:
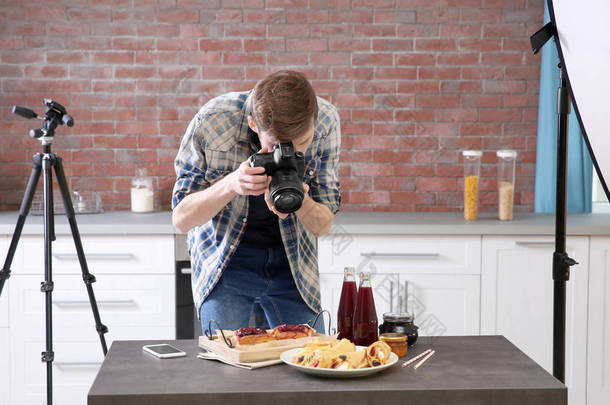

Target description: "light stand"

left=530, top=23, right=578, bottom=383
left=0, top=100, right=108, bottom=405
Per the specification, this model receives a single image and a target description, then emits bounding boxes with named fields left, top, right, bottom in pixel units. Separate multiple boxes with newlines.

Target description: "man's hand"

left=264, top=182, right=310, bottom=220
left=295, top=183, right=334, bottom=237
left=264, top=177, right=288, bottom=219
left=228, top=147, right=269, bottom=196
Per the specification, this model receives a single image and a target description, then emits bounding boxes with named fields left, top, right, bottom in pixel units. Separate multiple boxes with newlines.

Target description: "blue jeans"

left=199, top=245, right=325, bottom=335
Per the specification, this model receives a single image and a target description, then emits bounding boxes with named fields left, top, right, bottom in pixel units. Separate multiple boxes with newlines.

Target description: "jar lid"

left=382, top=312, right=414, bottom=322
left=496, top=149, right=517, bottom=159
left=462, top=150, right=482, bottom=157
left=379, top=333, right=407, bottom=343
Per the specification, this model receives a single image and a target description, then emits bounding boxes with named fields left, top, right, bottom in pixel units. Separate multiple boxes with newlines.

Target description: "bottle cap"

left=359, top=271, right=371, bottom=281
left=496, top=149, right=518, bottom=159
left=382, top=312, right=414, bottom=322
left=462, top=150, right=482, bottom=157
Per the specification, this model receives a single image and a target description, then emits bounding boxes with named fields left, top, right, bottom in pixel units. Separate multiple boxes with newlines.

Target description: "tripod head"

left=12, top=99, right=74, bottom=142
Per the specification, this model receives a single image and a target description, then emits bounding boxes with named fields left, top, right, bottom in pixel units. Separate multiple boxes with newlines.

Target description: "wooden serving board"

left=198, top=333, right=337, bottom=363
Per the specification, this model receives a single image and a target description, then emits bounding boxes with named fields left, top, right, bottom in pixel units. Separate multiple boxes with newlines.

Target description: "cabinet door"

left=319, top=273, right=342, bottom=334
left=318, top=234, right=481, bottom=338
left=8, top=272, right=175, bottom=405
left=318, top=234, right=481, bottom=275
left=0, top=328, right=8, bottom=405
left=12, top=326, right=173, bottom=405
left=0, top=235, right=8, bottom=327
left=481, top=236, right=588, bottom=405
left=401, top=274, right=480, bottom=337
left=12, top=235, right=174, bottom=275
left=0, top=236, right=8, bottom=405
left=588, top=237, right=610, bottom=405
left=319, top=272, right=398, bottom=335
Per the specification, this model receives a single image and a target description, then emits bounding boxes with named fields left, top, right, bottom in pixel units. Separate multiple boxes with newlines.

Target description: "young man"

left=172, top=71, right=341, bottom=334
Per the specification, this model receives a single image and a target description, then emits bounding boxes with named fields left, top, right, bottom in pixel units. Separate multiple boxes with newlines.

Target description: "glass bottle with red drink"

left=337, top=266, right=357, bottom=341
left=352, top=271, right=378, bottom=346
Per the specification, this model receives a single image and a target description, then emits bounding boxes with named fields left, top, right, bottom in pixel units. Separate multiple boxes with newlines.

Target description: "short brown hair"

left=251, top=70, right=318, bottom=141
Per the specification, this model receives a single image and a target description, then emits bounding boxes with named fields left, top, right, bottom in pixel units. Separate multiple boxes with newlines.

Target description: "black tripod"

left=0, top=100, right=108, bottom=405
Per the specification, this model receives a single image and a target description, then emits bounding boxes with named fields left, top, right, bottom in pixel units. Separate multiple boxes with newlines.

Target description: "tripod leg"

left=53, top=156, right=108, bottom=355
left=0, top=154, right=42, bottom=296
left=41, top=154, right=55, bottom=405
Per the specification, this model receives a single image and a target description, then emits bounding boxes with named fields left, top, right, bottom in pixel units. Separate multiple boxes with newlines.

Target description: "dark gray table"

left=88, top=336, right=566, bottom=405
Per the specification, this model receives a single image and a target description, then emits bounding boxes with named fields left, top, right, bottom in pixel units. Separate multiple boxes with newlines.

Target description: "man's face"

left=248, top=115, right=314, bottom=155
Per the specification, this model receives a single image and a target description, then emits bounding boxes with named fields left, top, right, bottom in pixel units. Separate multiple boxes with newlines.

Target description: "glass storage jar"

left=496, top=150, right=517, bottom=221
left=462, top=150, right=482, bottom=220
left=131, top=167, right=154, bottom=213
left=379, top=312, right=419, bottom=347
left=379, top=333, right=408, bottom=357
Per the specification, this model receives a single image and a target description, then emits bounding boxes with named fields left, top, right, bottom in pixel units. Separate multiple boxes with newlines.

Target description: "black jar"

left=379, top=312, right=418, bottom=346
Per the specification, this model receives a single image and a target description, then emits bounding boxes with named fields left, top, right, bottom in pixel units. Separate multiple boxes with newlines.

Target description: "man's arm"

left=173, top=161, right=268, bottom=233
left=172, top=172, right=235, bottom=234
left=264, top=183, right=334, bottom=237
left=296, top=104, right=341, bottom=237
left=295, top=184, right=334, bottom=237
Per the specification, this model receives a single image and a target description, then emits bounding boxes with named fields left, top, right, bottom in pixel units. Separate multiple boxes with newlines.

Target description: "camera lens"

left=269, top=169, right=304, bottom=213
left=272, top=189, right=304, bottom=213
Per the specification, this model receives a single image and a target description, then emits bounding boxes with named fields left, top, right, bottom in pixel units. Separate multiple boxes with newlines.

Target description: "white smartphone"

left=142, top=344, right=186, bottom=359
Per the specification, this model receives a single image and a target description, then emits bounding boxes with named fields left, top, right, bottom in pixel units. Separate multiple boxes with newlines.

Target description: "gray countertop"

left=87, top=336, right=566, bottom=405
left=0, top=211, right=176, bottom=235
left=1, top=211, right=609, bottom=236
left=331, top=212, right=610, bottom=235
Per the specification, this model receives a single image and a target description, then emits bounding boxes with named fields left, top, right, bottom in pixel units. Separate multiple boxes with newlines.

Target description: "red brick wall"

left=0, top=0, right=543, bottom=213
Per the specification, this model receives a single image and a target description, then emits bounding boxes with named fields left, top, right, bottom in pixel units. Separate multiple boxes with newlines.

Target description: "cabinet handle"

left=515, top=241, right=555, bottom=247
left=360, top=252, right=440, bottom=259
left=54, top=299, right=135, bottom=307
left=404, top=280, right=409, bottom=313
left=180, top=268, right=192, bottom=275
left=389, top=281, right=394, bottom=313
left=52, top=253, right=136, bottom=260
left=54, top=361, right=102, bottom=367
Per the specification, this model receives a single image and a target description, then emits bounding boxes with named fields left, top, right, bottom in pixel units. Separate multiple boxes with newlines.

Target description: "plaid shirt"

left=172, top=91, right=341, bottom=315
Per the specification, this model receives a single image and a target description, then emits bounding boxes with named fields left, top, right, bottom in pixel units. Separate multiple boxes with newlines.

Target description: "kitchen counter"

left=0, top=211, right=176, bottom=235
left=88, top=336, right=566, bottom=405
left=331, top=212, right=610, bottom=235
left=1, top=211, right=610, bottom=236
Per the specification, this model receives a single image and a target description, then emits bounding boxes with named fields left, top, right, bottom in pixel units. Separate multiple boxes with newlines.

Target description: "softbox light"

left=548, top=0, right=610, bottom=200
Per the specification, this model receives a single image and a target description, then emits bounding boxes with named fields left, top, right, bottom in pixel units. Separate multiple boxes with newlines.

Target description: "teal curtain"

left=535, top=5, right=592, bottom=213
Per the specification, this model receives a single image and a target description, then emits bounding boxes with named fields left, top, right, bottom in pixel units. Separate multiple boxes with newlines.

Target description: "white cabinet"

left=319, top=272, right=397, bottom=334
left=318, top=235, right=481, bottom=338
left=587, top=237, right=610, bottom=405
left=13, top=234, right=173, bottom=275
left=0, top=236, right=7, bottom=328
left=0, top=328, right=9, bottom=405
left=319, top=234, right=481, bottom=274
left=481, top=236, right=589, bottom=405
left=318, top=273, right=342, bottom=333
left=5, top=234, right=175, bottom=405
left=403, top=274, right=480, bottom=336
left=0, top=235, right=8, bottom=405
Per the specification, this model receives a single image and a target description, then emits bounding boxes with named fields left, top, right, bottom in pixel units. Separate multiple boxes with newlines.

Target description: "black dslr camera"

left=248, top=142, right=306, bottom=214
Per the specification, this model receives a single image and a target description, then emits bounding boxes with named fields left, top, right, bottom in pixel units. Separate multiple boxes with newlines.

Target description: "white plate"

left=280, top=346, right=398, bottom=378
